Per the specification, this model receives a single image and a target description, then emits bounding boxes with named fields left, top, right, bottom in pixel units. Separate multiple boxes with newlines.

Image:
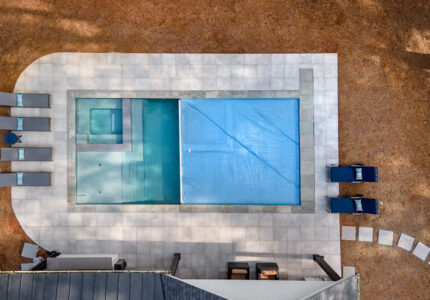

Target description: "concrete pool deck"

left=10, top=53, right=339, bottom=278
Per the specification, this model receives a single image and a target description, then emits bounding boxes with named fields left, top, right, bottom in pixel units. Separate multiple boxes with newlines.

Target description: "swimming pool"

left=74, top=98, right=300, bottom=205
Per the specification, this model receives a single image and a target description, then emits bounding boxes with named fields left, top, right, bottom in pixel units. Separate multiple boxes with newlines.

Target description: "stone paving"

left=397, top=234, right=414, bottom=251
left=10, top=53, right=340, bottom=279
left=413, top=242, right=430, bottom=261
left=341, top=226, right=356, bottom=241
left=358, top=227, right=373, bottom=242
left=341, top=225, right=430, bottom=269
left=378, top=230, right=394, bottom=246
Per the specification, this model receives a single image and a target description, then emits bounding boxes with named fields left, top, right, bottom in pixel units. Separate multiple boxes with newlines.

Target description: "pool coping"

left=66, top=69, right=315, bottom=213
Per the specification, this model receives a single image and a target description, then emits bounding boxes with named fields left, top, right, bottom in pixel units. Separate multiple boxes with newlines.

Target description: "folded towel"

left=16, top=118, right=24, bottom=131
left=355, top=199, right=363, bottom=212
left=355, top=168, right=363, bottom=181
left=17, top=172, right=23, bottom=185
left=16, top=94, right=23, bottom=107
left=18, top=148, right=24, bottom=160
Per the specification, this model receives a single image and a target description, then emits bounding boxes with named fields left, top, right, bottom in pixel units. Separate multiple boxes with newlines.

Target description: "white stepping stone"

left=341, top=226, right=356, bottom=241
left=397, top=233, right=414, bottom=251
left=412, top=242, right=430, bottom=261
left=20, top=263, right=34, bottom=271
left=358, top=227, right=373, bottom=242
left=21, top=242, right=39, bottom=259
left=343, top=266, right=356, bottom=278
left=378, top=229, right=393, bottom=246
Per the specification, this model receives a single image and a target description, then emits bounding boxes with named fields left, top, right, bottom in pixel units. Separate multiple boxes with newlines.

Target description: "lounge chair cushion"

left=232, top=269, right=248, bottom=274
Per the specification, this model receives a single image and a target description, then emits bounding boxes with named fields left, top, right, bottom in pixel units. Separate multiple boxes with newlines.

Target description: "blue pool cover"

left=180, top=98, right=300, bottom=205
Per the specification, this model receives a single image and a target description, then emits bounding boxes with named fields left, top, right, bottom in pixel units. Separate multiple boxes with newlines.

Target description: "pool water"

left=75, top=98, right=300, bottom=205
left=90, top=108, right=123, bottom=135
left=76, top=99, right=180, bottom=204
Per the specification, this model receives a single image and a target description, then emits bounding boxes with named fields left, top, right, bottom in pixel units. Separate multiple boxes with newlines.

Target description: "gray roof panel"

left=32, top=273, right=46, bottom=299
left=20, top=273, right=34, bottom=300
left=94, top=273, right=107, bottom=300
left=81, top=273, right=95, bottom=300
left=69, top=273, right=83, bottom=300
left=0, top=272, right=227, bottom=300
left=106, top=273, right=119, bottom=300
left=8, top=274, right=21, bottom=300
left=44, top=273, right=59, bottom=300
left=142, top=273, right=156, bottom=300
left=129, top=273, right=143, bottom=300
left=57, top=273, right=71, bottom=300
left=0, top=274, right=8, bottom=299
left=117, top=273, right=131, bottom=300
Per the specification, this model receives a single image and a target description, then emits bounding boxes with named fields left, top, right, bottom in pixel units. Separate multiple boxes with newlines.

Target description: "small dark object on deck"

left=114, top=259, right=127, bottom=270
left=256, top=262, right=279, bottom=280
left=31, top=258, right=47, bottom=270
left=46, top=251, right=61, bottom=258
left=4, top=132, right=21, bottom=145
left=170, top=253, right=181, bottom=276
left=228, top=262, right=250, bottom=280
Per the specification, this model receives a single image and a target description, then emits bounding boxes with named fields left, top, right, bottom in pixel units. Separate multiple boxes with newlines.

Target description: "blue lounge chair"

left=330, top=165, right=378, bottom=183
left=330, top=197, right=379, bottom=214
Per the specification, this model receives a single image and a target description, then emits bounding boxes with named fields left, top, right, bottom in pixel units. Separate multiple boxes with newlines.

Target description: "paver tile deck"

left=11, top=53, right=339, bottom=279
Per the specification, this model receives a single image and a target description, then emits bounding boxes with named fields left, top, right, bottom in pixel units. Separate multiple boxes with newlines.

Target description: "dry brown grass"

left=0, top=0, right=429, bottom=298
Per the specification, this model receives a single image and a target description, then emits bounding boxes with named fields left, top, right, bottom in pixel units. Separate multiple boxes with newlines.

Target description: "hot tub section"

left=76, top=98, right=131, bottom=152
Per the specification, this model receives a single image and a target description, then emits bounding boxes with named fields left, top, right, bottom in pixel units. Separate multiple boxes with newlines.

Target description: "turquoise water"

left=76, top=98, right=123, bottom=144
left=76, top=99, right=180, bottom=204
left=90, top=108, right=123, bottom=135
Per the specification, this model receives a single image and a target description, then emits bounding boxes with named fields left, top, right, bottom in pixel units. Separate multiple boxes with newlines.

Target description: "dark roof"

left=0, top=272, right=226, bottom=300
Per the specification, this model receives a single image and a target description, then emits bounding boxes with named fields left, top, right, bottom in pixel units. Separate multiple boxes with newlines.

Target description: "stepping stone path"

left=341, top=226, right=356, bottom=241
left=358, top=227, right=373, bottom=242
left=397, top=233, right=414, bottom=251
left=341, top=225, right=430, bottom=269
left=412, top=242, right=430, bottom=261
left=378, top=229, right=393, bottom=246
